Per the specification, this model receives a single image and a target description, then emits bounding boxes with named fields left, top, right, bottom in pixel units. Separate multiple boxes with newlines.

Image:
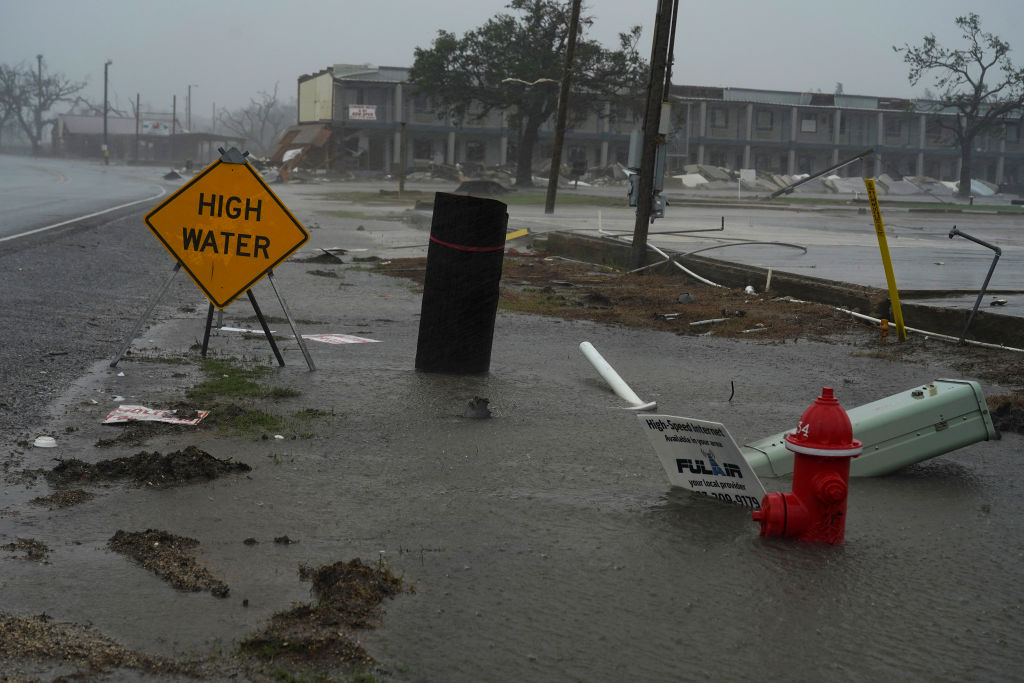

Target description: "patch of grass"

left=186, top=359, right=300, bottom=404
left=212, top=404, right=287, bottom=435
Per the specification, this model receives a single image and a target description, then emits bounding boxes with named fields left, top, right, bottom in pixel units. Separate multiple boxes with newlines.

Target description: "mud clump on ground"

left=30, top=488, right=95, bottom=508
left=239, top=558, right=412, bottom=674
left=0, top=613, right=189, bottom=679
left=108, top=529, right=230, bottom=598
left=991, top=400, right=1024, bottom=435
left=45, top=445, right=251, bottom=488
left=2, top=538, right=50, bottom=561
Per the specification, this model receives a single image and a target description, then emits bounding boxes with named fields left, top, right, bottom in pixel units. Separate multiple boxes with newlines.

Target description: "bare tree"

left=895, top=13, right=1024, bottom=197
left=217, top=84, right=294, bottom=157
left=0, top=56, right=85, bottom=154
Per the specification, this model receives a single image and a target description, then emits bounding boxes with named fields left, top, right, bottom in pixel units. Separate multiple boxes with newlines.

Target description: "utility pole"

left=171, top=95, right=176, bottom=163
left=103, top=60, right=112, bottom=164
left=187, top=83, right=197, bottom=130
left=544, top=0, right=582, bottom=215
left=630, top=0, right=676, bottom=268
left=134, top=93, right=140, bottom=163
left=35, top=55, right=42, bottom=155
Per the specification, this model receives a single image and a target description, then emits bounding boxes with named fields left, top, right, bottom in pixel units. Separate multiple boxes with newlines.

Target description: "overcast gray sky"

left=3, top=0, right=1024, bottom=122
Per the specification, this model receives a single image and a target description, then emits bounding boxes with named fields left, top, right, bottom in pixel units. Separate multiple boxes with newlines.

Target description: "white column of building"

left=788, top=106, right=797, bottom=174
left=447, top=130, right=456, bottom=164
left=393, top=83, right=403, bottom=169
left=917, top=113, right=926, bottom=177
left=697, top=101, right=707, bottom=165
left=832, top=110, right=842, bottom=166
left=875, top=111, right=884, bottom=177
left=743, top=102, right=753, bottom=168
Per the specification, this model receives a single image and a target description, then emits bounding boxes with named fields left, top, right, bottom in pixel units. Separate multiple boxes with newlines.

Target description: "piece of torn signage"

left=301, top=334, right=380, bottom=344
left=104, top=405, right=209, bottom=426
left=637, top=415, right=766, bottom=509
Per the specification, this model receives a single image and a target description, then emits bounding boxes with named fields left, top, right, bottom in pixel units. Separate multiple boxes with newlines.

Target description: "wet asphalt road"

left=1, top=157, right=1022, bottom=681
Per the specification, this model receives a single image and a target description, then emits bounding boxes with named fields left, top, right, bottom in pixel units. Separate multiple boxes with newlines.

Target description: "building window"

left=413, top=95, right=434, bottom=116
left=709, top=107, right=728, bottom=129
left=755, top=109, right=774, bottom=131
left=800, top=116, right=817, bottom=134
left=885, top=117, right=902, bottom=137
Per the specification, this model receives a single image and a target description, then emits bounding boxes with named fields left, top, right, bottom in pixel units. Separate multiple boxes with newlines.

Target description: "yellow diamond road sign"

left=145, top=156, right=309, bottom=308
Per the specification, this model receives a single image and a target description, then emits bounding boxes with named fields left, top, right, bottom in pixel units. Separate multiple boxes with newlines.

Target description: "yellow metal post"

left=864, top=179, right=907, bottom=340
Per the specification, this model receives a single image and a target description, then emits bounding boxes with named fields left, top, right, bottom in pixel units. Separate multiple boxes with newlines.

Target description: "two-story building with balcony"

left=274, top=63, right=636, bottom=177
left=274, top=65, right=1022, bottom=190
left=666, top=85, right=1022, bottom=188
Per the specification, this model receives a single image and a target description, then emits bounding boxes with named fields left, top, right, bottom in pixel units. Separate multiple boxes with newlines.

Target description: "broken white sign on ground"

left=301, top=333, right=381, bottom=344
left=103, top=405, right=209, bottom=425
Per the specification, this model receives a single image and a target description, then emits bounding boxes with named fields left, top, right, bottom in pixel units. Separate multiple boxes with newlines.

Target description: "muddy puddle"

left=2, top=261, right=1020, bottom=681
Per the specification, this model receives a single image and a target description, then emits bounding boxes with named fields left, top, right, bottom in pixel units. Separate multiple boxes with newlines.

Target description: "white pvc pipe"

left=579, top=341, right=658, bottom=411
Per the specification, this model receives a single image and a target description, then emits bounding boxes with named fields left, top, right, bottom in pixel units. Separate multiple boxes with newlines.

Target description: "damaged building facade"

left=277, top=63, right=1022, bottom=190
left=667, top=85, right=1023, bottom=188
left=276, top=64, right=633, bottom=176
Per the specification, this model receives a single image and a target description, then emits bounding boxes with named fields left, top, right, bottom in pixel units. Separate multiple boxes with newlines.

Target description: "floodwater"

left=3, top=257, right=1021, bottom=681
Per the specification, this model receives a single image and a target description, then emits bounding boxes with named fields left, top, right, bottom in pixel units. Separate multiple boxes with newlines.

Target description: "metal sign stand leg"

left=111, top=262, right=182, bottom=367
left=247, top=289, right=285, bottom=367
left=201, top=303, right=216, bottom=357
left=267, top=269, right=316, bottom=371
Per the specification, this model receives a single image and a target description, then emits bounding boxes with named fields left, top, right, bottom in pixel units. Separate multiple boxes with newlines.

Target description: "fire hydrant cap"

left=784, top=386, right=862, bottom=457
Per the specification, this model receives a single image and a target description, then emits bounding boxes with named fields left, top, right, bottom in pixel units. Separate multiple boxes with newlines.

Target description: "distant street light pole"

left=187, top=83, right=197, bottom=130
left=544, top=0, right=582, bottom=215
left=103, top=59, right=112, bottom=164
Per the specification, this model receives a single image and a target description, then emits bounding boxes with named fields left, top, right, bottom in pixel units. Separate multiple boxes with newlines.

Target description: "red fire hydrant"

left=752, top=387, right=862, bottom=544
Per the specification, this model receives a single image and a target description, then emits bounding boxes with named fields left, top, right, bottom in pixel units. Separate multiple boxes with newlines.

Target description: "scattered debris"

left=2, top=538, right=50, bottom=561
left=0, top=613, right=187, bottom=678
left=301, top=333, right=380, bottom=344
left=103, top=404, right=209, bottom=426
left=454, top=179, right=511, bottom=195
left=44, top=445, right=251, bottom=488
left=274, top=535, right=298, bottom=545
left=162, top=170, right=181, bottom=180
left=108, top=529, right=229, bottom=598
left=677, top=293, right=696, bottom=304
left=991, top=298, right=1008, bottom=306
left=690, top=317, right=729, bottom=327
left=30, top=489, right=94, bottom=509
left=991, top=401, right=1024, bottom=434
left=239, top=558, right=412, bottom=672
left=464, top=397, right=492, bottom=419
left=33, top=436, right=56, bottom=448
